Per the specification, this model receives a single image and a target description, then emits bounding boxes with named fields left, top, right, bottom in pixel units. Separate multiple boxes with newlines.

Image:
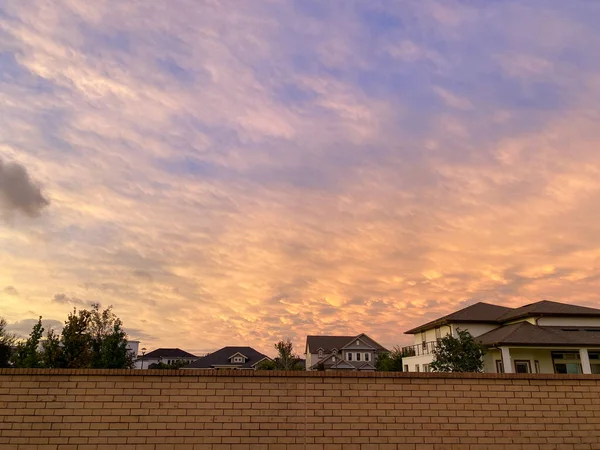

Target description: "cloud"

left=3, top=286, right=19, bottom=296
left=433, top=86, right=474, bottom=110
left=6, top=318, right=64, bottom=339
left=0, top=159, right=50, bottom=217
left=132, top=270, right=154, bottom=282
left=52, top=293, right=93, bottom=308
left=1, top=0, right=600, bottom=354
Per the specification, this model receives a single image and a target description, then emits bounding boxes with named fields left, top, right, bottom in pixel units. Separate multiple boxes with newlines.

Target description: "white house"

left=403, top=300, right=600, bottom=374
left=305, top=334, right=389, bottom=371
left=126, top=341, right=139, bottom=360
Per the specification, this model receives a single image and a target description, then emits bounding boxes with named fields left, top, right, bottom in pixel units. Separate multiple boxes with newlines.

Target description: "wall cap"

left=1, top=368, right=600, bottom=380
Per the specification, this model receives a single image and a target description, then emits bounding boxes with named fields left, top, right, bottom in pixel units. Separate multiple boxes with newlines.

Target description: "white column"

left=580, top=348, right=592, bottom=374
left=500, top=347, right=513, bottom=373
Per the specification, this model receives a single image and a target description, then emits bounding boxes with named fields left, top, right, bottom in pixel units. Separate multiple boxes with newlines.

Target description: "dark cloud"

left=7, top=318, right=64, bottom=338
left=125, top=327, right=156, bottom=342
left=52, top=293, right=93, bottom=308
left=3, top=286, right=19, bottom=296
left=0, top=158, right=49, bottom=217
left=132, top=270, right=154, bottom=282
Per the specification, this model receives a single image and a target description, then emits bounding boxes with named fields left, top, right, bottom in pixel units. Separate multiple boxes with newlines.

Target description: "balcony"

left=402, top=341, right=439, bottom=357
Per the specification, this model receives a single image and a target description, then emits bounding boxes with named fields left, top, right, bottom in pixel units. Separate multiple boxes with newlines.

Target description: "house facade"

left=135, top=348, right=198, bottom=369
left=402, top=300, right=600, bottom=374
left=305, top=334, right=389, bottom=371
left=185, top=346, right=271, bottom=370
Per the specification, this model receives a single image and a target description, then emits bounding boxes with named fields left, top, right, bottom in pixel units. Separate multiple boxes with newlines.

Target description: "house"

left=135, top=348, right=198, bottom=369
left=402, top=300, right=600, bottom=374
left=184, top=346, right=271, bottom=370
left=305, top=334, right=389, bottom=371
left=126, top=341, right=139, bottom=359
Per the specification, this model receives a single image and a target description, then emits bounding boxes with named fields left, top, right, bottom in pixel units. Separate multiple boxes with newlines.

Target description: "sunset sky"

left=2, top=1, right=600, bottom=356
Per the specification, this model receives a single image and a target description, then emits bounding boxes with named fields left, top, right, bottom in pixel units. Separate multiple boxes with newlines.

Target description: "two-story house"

left=305, top=334, right=389, bottom=371
left=403, top=300, right=600, bottom=374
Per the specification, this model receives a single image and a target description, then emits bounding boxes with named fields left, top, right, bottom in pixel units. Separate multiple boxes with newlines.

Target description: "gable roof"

left=308, top=352, right=356, bottom=370
left=306, top=334, right=388, bottom=353
left=358, top=362, right=377, bottom=371
left=477, top=322, right=600, bottom=347
left=228, top=352, right=248, bottom=360
left=139, top=348, right=197, bottom=359
left=185, top=346, right=270, bottom=369
left=405, top=302, right=512, bottom=334
left=405, top=300, right=600, bottom=335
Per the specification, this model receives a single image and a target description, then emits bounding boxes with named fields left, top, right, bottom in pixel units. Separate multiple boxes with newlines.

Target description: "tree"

left=88, top=304, right=134, bottom=369
left=61, top=308, right=93, bottom=368
left=12, top=317, right=44, bottom=368
left=148, top=360, right=190, bottom=370
left=57, top=304, right=134, bottom=369
left=430, top=328, right=485, bottom=373
left=0, top=318, right=15, bottom=368
left=255, top=359, right=278, bottom=370
left=41, top=328, right=63, bottom=368
left=256, top=339, right=304, bottom=370
left=376, top=346, right=404, bottom=372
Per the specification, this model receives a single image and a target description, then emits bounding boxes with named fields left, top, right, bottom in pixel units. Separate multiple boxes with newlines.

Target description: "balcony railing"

left=402, top=341, right=439, bottom=357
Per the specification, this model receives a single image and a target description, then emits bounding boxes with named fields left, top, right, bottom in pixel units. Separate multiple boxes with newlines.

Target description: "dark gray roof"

left=306, top=334, right=388, bottom=353
left=405, top=300, right=600, bottom=334
left=497, top=300, right=600, bottom=322
left=185, top=346, right=270, bottom=369
left=139, top=348, right=197, bottom=359
left=405, top=302, right=512, bottom=334
left=306, top=336, right=356, bottom=353
left=477, top=322, right=600, bottom=347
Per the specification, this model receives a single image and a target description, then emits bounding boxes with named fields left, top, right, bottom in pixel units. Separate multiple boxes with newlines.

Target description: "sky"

left=2, top=0, right=600, bottom=357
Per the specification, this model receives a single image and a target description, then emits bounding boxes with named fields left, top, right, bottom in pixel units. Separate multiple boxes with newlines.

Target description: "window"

left=495, top=360, right=504, bottom=374
left=552, top=351, right=582, bottom=374
left=332, top=349, right=337, bottom=355
left=590, top=352, right=600, bottom=374
left=435, top=327, right=441, bottom=340
left=347, top=352, right=352, bottom=361
left=421, top=331, right=427, bottom=344
left=356, top=353, right=361, bottom=361
left=534, top=360, right=540, bottom=374
left=415, top=364, right=420, bottom=372
left=233, top=356, right=243, bottom=363
left=423, top=364, right=429, bottom=372
left=555, top=363, right=582, bottom=374
left=514, top=360, right=531, bottom=374
left=318, top=350, right=323, bottom=358
left=356, top=340, right=360, bottom=345
left=364, top=353, right=370, bottom=362
left=404, top=364, right=409, bottom=372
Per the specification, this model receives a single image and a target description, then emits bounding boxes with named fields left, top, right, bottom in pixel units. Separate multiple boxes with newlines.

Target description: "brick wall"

left=1, top=369, right=600, bottom=449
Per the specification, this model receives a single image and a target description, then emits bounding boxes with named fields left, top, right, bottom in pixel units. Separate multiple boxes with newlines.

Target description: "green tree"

left=148, top=360, right=190, bottom=370
left=430, top=328, right=485, bottom=373
left=376, top=346, right=404, bottom=372
left=41, top=328, right=63, bottom=368
left=0, top=318, right=15, bottom=368
left=61, top=308, right=93, bottom=368
left=55, top=304, right=134, bottom=369
left=255, top=359, right=278, bottom=370
left=12, top=317, right=44, bottom=368
left=89, top=304, right=134, bottom=369
left=256, top=339, right=304, bottom=370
